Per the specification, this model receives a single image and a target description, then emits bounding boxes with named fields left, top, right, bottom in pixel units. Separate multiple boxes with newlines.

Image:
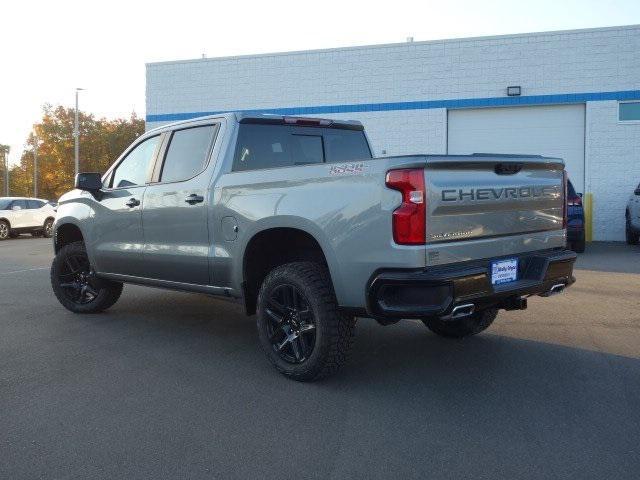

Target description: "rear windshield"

left=233, top=124, right=372, bottom=172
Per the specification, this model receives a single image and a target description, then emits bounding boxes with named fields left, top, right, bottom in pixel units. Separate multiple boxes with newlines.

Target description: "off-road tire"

left=0, top=220, right=9, bottom=240
left=626, top=215, right=639, bottom=245
left=256, top=261, right=356, bottom=382
left=51, top=241, right=123, bottom=313
left=424, top=308, right=498, bottom=339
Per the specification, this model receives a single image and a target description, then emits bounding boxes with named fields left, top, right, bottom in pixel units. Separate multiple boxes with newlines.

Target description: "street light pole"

left=1, top=145, right=9, bottom=196
left=33, top=137, right=38, bottom=197
left=73, top=88, right=85, bottom=178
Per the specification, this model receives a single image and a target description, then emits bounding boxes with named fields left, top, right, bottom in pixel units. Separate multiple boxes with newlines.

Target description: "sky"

left=1, top=0, right=639, bottom=165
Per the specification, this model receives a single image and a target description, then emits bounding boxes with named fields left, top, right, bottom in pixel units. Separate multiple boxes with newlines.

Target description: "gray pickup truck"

left=51, top=113, right=575, bottom=381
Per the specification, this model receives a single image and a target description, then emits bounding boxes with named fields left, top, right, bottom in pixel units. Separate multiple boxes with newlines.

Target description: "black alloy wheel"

left=56, top=251, right=100, bottom=305
left=265, top=283, right=316, bottom=364
left=51, top=241, right=123, bottom=313
left=256, top=261, right=356, bottom=381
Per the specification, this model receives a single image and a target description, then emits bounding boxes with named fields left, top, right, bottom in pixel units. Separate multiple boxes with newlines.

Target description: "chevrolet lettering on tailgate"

left=441, top=185, right=559, bottom=202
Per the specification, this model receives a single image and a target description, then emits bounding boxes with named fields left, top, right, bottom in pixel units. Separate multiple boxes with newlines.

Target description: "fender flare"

left=235, top=215, right=345, bottom=303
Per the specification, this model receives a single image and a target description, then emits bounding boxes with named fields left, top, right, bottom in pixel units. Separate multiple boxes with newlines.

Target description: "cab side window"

left=233, top=124, right=293, bottom=171
left=232, top=124, right=371, bottom=172
left=111, top=135, right=160, bottom=188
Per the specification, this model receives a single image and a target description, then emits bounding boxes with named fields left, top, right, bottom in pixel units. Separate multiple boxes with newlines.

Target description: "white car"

left=626, top=182, right=640, bottom=245
left=0, top=197, right=57, bottom=240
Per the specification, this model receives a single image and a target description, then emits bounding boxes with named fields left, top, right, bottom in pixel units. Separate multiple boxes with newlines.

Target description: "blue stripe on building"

left=146, top=89, right=640, bottom=123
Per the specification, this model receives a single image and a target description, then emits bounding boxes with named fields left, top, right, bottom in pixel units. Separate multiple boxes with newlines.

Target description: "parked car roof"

left=0, top=196, right=53, bottom=202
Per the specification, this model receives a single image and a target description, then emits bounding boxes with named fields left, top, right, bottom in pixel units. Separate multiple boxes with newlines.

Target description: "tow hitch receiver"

left=502, top=296, right=528, bottom=311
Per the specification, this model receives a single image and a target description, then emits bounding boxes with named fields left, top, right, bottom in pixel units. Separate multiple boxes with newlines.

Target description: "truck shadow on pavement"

left=107, top=286, right=640, bottom=400
left=80, top=288, right=640, bottom=478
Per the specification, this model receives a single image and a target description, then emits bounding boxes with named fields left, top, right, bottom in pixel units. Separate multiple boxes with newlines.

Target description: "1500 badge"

left=328, top=162, right=367, bottom=176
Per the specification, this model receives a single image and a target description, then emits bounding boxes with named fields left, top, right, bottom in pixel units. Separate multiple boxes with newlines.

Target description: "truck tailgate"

left=424, top=155, right=564, bottom=244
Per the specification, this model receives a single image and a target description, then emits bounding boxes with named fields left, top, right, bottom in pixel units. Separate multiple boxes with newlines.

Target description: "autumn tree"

left=11, top=105, right=145, bottom=200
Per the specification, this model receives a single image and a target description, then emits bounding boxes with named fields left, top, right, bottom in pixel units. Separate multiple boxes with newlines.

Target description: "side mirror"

left=75, top=172, right=103, bottom=192
left=12, top=205, right=21, bottom=211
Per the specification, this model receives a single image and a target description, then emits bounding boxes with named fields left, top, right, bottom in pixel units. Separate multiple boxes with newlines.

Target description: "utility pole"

left=74, top=88, right=85, bottom=178
left=1, top=145, right=9, bottom=196
left=33, top=137, right=39, bottom=197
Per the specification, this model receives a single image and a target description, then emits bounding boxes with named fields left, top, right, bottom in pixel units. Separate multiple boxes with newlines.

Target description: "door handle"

left=185, top=194, right=204, bottom=205
left=125, top=198, right=140, bottom=208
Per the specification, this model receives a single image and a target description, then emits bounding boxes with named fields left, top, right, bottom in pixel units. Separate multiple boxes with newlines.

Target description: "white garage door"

left=448, top=104, right=585, bottom=192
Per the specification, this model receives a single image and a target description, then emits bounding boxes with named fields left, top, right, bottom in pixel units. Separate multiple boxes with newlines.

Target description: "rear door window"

left=27, top=200, right=45, bottom=209
left=12, top=199, right=28, bottom=209
left=160, top=125, right=216, bottom=183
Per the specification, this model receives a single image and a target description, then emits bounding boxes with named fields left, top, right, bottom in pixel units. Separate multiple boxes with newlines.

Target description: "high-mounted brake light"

left=385, top=168, right=426, bottom=245
left=283, top=117, right=332, bottom=127
left=562, top=170, right=568, bottom=229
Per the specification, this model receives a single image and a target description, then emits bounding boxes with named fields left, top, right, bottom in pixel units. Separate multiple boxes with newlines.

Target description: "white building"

left=146, top=25, right=640, bottom=241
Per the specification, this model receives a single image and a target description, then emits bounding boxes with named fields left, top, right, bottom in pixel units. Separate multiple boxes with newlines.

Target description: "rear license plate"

left=491, top=258, right=518, bottom=285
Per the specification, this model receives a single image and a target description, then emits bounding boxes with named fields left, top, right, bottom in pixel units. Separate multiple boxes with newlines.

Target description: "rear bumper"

left=366, top=248, right=576, bottom=320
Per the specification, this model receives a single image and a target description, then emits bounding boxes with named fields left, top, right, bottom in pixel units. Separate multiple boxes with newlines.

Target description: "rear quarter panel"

left=213, top=156, right=428, bottom=308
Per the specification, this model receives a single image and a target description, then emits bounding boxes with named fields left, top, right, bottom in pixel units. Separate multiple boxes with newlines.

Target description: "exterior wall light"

left=507, top=86, right=521, bottom=96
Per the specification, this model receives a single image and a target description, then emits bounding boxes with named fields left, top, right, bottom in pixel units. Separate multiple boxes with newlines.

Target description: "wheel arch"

left=239, top=220, right=341, bottom=315
left=0, top=217, right=11, bottom=228
left=54, top=222, right=85, bottom=253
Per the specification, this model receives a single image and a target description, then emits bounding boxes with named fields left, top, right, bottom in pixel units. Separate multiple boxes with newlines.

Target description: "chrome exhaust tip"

left=443, top=303, right=475, bottom=320
left=542, top=283, right=566, bottom=297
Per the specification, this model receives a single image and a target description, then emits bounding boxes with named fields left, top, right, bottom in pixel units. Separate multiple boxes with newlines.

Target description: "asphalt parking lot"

left=1, top=237, right=639, bottom=479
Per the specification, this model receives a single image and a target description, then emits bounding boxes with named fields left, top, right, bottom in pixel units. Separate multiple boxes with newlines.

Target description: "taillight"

left=385, top=168, right=426, bottom=245
left=568, top=195, right=582, bottom=207
left=562, top=171, right=568, bottom=229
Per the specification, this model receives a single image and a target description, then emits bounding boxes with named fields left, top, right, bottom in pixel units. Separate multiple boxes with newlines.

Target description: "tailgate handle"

left=494, top=163, right=522, bottom=175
